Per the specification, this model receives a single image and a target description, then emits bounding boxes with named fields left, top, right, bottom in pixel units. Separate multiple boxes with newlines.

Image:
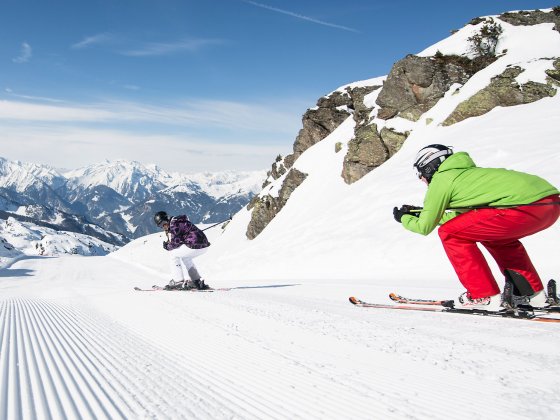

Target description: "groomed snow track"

left=0, top=296, right=394, bottom=419
left=0, top=298, right=245, bottom=419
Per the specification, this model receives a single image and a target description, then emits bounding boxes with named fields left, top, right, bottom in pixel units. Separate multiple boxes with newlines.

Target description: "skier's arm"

left=165, top=220, right=184, bottom=250
left=401, top=178, right=452, bottom=236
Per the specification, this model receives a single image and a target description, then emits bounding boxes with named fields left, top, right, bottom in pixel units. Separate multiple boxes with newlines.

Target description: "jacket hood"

left=437, top=152, right=476, bottom=172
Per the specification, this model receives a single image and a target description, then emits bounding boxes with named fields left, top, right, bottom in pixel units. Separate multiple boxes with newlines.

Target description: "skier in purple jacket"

left=154, top=211, right=211, bottom=290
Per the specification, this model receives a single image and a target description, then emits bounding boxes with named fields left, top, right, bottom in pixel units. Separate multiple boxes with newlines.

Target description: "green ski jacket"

left=402, top=152, right=559, bottom=236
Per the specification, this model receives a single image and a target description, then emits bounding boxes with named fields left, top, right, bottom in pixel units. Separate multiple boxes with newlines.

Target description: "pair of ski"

left=349, top=282, right=560, bottom=323
left=134, top=281, right=231, bottom=292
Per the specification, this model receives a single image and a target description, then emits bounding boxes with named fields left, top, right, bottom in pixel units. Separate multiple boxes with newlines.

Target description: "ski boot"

left=193, top=279, right=211, bottom=290
left=181, top=280, right=198, bottom=290
left=504, top=270, right=552, bottom=309
left=546, top=279, right=560, bottom=306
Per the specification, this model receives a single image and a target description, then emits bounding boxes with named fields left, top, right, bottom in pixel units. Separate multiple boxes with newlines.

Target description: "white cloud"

left=0, top=100, right=115, bottom=122
left=0, top=125, right=288, bottom=172
left=0, top=96, right=303, bottom=171
left=0, top=98, right=301, bottom=134
left=12, top=42, right=32, bottom=63
left=122, top=38, right=226, bottom=56
left=71, top=33, right=114, bottom=49
left=4, top=90, right=68, bottom=104
left=242, top=0, right=359, bottom=33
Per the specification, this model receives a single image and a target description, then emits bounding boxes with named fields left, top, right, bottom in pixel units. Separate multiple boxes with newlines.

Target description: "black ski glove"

left=163, top=241, right=169, bottom=250
left=393, top=205, right=422, bottom=223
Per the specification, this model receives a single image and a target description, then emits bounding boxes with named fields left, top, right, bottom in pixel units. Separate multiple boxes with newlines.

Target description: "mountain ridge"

left=0, top=157, right=265, bottom=244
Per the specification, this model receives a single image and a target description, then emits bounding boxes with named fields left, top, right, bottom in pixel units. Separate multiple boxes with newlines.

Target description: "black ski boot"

left=193, top=279, right=211, bottom=290
left=547, top=279, right=560, bottom=306
left=182, top=280, right=197, bottom=290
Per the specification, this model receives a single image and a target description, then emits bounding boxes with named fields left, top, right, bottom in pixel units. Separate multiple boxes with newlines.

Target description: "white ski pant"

left=168, top=245, right=208, bottom=282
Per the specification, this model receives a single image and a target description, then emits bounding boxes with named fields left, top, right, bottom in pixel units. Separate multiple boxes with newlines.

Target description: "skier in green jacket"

left=394, top=144, right=559, bottom=311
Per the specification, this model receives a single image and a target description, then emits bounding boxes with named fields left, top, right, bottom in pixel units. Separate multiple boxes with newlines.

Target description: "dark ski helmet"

left=154, top=211, right=170, bottom=227
left=413, top=144, right=453, bottom=182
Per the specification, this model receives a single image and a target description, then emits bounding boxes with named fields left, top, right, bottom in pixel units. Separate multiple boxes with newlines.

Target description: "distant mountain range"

left=0, top=157, right=265, bottom=245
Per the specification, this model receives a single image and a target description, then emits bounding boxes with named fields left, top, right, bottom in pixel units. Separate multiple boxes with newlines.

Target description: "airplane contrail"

left=241, top=0, right=359, bottom=33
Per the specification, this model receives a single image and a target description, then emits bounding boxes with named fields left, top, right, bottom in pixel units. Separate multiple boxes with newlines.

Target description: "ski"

left=133, top=285, right=231, bottom=292
left=389, top=293, right=454, bottom=307
left=134, top=287, right=210, bottom=292
left=134, top=279, right=233, bottom=292
left=516, top=304, right=560, bottom=313
left=390, top=279, right=560, bottom=313
left=348, top=296, right=560, bottom=323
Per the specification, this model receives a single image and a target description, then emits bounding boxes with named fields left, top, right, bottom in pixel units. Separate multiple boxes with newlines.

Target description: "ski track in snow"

left=1, top=256, right=560, bottom=419
left=140, top=291, right=559, bottom=420
left=0, top=298, right=248, bottom=419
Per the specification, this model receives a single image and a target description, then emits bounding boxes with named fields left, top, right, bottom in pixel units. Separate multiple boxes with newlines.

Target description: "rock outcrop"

left=246, top=168, right=307, bottom=240
left=283, top=86, right=380, bottom=170
left=545, top=58, right=560, bottom=84
left=442, top=66, right=557, bottom=126
left=284, top=91, right=353, bottom=170
left=498, top=8, right=560, bottom=33
left=247, top=85, right=381, bottom=238
left=342, top=124, right=384, bottom=184
left=375, top=54, right=493, bottom=122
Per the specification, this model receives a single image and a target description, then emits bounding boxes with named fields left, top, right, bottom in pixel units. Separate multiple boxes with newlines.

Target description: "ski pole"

left=408, top=200, right=560, bottom=213
left=201, top=216, right=232, bottom=231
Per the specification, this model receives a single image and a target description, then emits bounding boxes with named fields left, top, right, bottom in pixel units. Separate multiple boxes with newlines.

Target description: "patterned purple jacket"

left=165, top=215, right=210, bottom=250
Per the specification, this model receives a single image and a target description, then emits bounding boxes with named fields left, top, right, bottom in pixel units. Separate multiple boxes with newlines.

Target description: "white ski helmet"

left=413, top=144, right=453, bottom=182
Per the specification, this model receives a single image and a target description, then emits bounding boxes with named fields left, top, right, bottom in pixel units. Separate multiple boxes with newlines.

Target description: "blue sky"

left=0, top=0, right=556, bottom=172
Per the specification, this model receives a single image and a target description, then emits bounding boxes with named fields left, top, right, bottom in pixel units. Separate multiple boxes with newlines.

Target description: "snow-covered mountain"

left=0, top=216, right=117, bottom=269
left=0, top=157, right=73, bottom=213
left=0, top=157, right=266, bottom=244
left=64, top=160, right=171, bottom=203
left=63, top=160, right=265, bottom=238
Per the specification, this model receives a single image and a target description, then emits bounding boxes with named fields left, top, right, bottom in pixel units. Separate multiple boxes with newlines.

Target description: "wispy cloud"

left=0, top=124, right=283, bottom=172
left=0, top=96, right=302, bottom=170
left=0, top=97, right=301, bottom=134
left=0, top=100, right=115, bottom=122
left=12, top=42, right=32, bottom=63
left=122, top=38, right=226, bottom=57
left=242, top=0, right=359, bottom=33
left=71, top=33, right=114, bottom=49
left=4, top=88, right=65, bottom=104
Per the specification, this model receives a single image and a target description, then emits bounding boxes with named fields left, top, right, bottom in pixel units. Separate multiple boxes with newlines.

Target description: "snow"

left=121, top=212, right=137, bottom=235
left=0, top=157, right=65, bottom=193
left=0, top=217, right=117, bottom=264
left=2, top=243, right=560, bottom=418
left=1, top=12, right=560, bottom=419
left=180, top=170, right=266, bottom=198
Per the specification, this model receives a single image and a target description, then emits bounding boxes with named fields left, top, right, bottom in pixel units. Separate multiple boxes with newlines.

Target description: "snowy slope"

left=1, top=243, right=559, bottom=419
left=1, top=10, right=560, bottom=420
left=0, top=217, right=117, bottom=268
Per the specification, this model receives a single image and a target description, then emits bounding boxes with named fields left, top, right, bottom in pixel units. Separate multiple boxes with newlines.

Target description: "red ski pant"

left=438, top=195, right=559, bottom=298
